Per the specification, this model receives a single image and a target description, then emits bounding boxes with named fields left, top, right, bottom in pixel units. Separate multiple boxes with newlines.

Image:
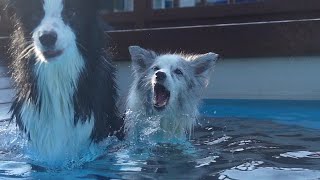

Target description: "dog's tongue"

left=156, top=91, right=168, bottom=106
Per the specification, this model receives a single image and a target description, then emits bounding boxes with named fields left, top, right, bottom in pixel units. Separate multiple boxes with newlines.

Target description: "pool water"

left=0, top=100, right=319, bottom=179
left=200, top=99, right=320, bottom=129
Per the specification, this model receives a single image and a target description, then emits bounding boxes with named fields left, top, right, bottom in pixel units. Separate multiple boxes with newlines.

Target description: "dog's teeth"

left=153, top=83, right=170, bottom=109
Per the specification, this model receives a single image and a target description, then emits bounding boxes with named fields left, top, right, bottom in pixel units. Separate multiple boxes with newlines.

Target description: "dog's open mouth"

left=43, top=49, right=63, bottom=59
left=153, top=83, right=170, bottom=110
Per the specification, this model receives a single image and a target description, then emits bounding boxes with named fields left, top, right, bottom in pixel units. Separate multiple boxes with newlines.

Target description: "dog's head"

left=129, top=46, right=219, bottom=112
left=6, top=0, right=102, bottom=63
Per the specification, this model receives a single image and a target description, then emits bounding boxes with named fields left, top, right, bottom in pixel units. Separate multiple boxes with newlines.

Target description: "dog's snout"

left=39, top=31, right=57, bottom=48
left=156, top=71, right=167, bottom=81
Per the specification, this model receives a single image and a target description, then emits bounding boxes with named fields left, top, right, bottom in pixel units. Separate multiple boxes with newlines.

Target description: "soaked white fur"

left=19, top=0, right=94, bottom=162
left=33, top=0, right=75, bottom=63
left=126, top=46, right=218, bottom=142
left=127, top=55, right=197, bottom=139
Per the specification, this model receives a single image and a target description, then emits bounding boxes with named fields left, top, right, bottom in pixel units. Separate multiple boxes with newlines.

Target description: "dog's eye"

left=174, top=69, right=183, bottom=75
left=153, top=66, right=160, bottom=71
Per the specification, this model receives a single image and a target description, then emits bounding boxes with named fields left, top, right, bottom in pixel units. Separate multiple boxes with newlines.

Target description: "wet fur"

left=4, top=0, right=123, bottom=161
left=125, top=46, right=218, bottom=141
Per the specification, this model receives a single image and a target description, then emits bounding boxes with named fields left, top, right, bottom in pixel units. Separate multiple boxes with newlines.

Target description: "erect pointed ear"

left=128, top=46, right=157, bottom=74
left=191, top=52, right=219, bottom=87
left=192, top=52, right=219, bottom=75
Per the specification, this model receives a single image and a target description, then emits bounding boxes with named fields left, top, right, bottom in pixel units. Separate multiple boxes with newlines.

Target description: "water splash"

left=0, top=121, right=28, bottom=161
left=124, top=110, right=194, bottom=146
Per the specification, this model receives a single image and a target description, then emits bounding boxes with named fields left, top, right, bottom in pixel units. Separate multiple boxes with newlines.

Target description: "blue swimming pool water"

left=0, top=100, right=319, bottom=179
left=200, top=99, right=320, bottom=129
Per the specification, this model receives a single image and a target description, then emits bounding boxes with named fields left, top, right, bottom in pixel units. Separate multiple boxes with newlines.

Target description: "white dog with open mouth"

left=125, top=46, right=218, bottom=142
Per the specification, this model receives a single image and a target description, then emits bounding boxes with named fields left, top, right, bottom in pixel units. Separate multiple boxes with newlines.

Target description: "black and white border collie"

left=4, top=0, right=123, bottom=162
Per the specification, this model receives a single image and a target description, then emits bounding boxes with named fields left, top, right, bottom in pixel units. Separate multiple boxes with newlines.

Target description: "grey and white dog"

left=125, top=46, right=218, bottom=141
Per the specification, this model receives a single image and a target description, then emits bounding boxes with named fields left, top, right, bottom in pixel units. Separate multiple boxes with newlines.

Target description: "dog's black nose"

left=39, top=31, right=57, bottom=47
left=156, top=71, right=166, bottom=81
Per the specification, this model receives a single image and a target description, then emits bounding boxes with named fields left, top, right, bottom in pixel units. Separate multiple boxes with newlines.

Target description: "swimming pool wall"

left=116, top=56, right=320, bottom=101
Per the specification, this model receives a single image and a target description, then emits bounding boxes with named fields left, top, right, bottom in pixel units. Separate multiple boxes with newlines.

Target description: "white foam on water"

left=228, top=140, right=254, bottom=147
left=195, top=156, right=219, bottom=168
left=0, top=161, right=32, bottom=177
left=0, top=117, right=122, bottom=170
left=280, top=151, right=320, bottom=159
left=230, top=146, right=278, bottom=153
left=0, top=121, right=28, bottom=161
left=204, top=135, right=231, bottom=145
left=115, top=150, right=145, bottom=172
left=219, top=161, right=320, bottom=180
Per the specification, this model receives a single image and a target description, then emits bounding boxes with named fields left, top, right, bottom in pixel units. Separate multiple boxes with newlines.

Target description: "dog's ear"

left=192, top=52, right=218, bottom=75
left=191, top=52, right=219, bottom=86
left=128, top=46, right=157, bottom=74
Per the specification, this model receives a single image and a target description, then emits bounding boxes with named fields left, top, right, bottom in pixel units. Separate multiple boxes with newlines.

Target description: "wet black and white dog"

left=125, top=46, right=218, bottom=141
left=4, top=0, right=123, bottom=161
